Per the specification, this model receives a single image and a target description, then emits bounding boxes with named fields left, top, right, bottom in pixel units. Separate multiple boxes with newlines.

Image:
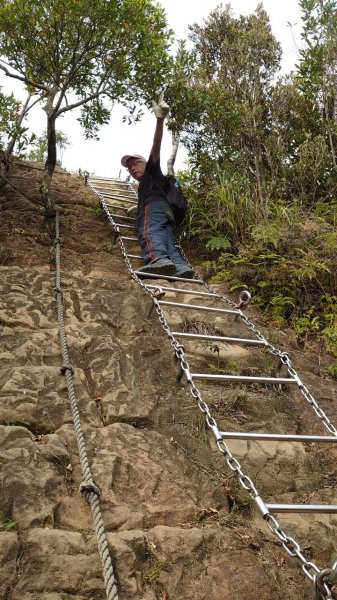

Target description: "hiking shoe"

left=175, top=266, right=194, bottom=279
left=137, top=258, right=176, bottom=277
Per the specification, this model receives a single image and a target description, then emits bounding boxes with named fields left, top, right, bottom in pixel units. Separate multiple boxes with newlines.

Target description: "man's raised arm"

left=150, top=93, right=170, bottom=163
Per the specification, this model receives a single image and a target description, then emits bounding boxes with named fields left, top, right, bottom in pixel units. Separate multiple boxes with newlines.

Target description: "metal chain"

left=175, top=238, right=337, bottom=437
left=88, top=178, right=336, bottom=599
left=239, top=314, right=337, bottom=436
left=54, top=213, right=119, bottom=600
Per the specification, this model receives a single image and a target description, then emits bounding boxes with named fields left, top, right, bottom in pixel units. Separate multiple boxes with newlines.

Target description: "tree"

left=0, top=90, right=22, bottom=160
left=261, top=78, right=321, bottom=198
left=0, top=88, right=38, bottom=186
left=180, top=4, right=282, bottom=201
left=297, top=0, right=337, bottom=167
left=165, top=41, right=205, bottom=175
left=0, top=0, right=172, bottom=214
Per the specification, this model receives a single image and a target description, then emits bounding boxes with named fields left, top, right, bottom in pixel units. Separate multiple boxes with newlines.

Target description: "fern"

left=206, top=235, right=231, bottom=251
left=251, top=222, right=280, bottom=249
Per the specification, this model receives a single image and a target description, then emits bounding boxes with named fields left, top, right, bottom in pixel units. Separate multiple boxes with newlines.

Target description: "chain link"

left=313, top=569, right=335, bottom=600
left=88, top=177, right=336, bottom=599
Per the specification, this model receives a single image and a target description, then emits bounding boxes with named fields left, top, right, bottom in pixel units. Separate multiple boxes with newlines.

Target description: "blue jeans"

left=136, top=199, right=189, bottom=268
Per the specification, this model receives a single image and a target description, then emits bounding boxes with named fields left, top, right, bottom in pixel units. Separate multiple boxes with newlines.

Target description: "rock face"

left=1, top=165, right=337, bottom=600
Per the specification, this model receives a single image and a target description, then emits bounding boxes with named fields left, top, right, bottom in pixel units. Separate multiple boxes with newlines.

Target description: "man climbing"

left=121, top=94, right=193, bottom=278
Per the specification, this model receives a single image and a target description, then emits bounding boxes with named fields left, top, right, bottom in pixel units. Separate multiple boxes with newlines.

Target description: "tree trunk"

left=321, top=73, right=337, bottom=168
left=41, top=111, right=57, bottom=216
left=254, top=144, right=264, bottom=205
left=167, top=130, right=180, bottom=176
left=333, top=68, right=337, bottom=124
left=251, top=73, right=264, bottom=204
left=324, top=96, right=337, bottom=168
left=252, top=123, right=264, bottom=204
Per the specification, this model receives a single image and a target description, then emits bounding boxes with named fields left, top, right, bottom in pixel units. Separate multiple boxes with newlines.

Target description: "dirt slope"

left=0, top=163, right=337, bottom=600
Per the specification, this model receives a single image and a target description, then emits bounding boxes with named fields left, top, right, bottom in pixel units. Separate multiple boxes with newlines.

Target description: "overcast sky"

left=1, top=0, right=303, bottom=178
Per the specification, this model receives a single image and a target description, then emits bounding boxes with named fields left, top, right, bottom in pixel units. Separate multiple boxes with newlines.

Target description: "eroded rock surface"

left=1, top=166, right=337, bottom=599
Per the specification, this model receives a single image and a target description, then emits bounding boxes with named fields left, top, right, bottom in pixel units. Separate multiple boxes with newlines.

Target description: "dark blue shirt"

left=137, top=156, right=168, bottom=211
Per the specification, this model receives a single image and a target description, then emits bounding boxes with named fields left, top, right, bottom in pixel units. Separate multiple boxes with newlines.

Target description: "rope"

left=54, top=212, right=118, bottom=600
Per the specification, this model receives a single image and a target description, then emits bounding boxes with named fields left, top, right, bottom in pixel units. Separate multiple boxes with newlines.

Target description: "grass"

left=144, top=560, right=171, bottom=583
left=0, top=515, right=17, bottom=530
left=100, top=241, right=115, bottom=254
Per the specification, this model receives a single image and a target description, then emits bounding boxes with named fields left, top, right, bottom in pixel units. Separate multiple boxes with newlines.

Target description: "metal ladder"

left=86, top=173, right=337, bottom=599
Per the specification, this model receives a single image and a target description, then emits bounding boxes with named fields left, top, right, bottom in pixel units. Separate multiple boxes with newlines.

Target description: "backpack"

left=165, top=175, right=189, bottom=226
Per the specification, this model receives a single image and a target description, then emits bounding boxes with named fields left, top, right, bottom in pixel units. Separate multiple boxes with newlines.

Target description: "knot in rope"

left=60, top=363, right=75, bottom=375
left=80, top=480, right=101, bottom=502
left=54, top=286, right=62, bottom=296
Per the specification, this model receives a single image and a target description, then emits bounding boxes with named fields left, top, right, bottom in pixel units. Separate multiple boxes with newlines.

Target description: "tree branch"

left=0, top=61, right=49, bottom=93
left=22, top=95, right=42, bottom=117
left=57, top=88, right=109, bottom=115
left=167, top=130, right=180, bottom=175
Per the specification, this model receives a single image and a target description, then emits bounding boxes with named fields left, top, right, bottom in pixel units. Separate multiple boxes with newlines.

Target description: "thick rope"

left=54, top=212, right=118, bottom=600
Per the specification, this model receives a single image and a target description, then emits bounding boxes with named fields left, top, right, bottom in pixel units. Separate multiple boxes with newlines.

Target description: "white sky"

left=1, top=0, right=303, bottom=177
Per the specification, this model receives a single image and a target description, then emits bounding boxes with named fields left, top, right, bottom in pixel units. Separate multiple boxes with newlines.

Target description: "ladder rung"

left=159, top=300, right=239, bottom=316
left=111, top=186, right=135, bottom=192
left=110, top=214, right=136, bottom=222
left=92, top=180, right=133, bottom=186
left=173, top=332, right=265, bottom=346
left=191, top=373, right=297, bottom=384
left=100, top=194, right=137, bottom=204
left=121, top=236, right=138, bottom=241
left=127, top=254, right=143, bottom=259
left=220, top=432, right=337, bottom=442
left=134, top=271, right=204, bottom=284
left=90, top=177, right=133, bottom=188
left=104, top=203, right=131, bottom=212
left=90, top=176, right=128, bottom=182
left=146, top=284, right=223, bottom=299
left=92, top=180, right=134, bottom=187
left=95, top=187, right=136, bottom=197
left=114, top=223, right=135, bottom=230
left=266, top=503, right=337, bottom=514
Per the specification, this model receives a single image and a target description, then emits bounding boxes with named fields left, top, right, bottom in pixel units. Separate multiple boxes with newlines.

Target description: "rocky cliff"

left=1, top=163, right=337, bottom=600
